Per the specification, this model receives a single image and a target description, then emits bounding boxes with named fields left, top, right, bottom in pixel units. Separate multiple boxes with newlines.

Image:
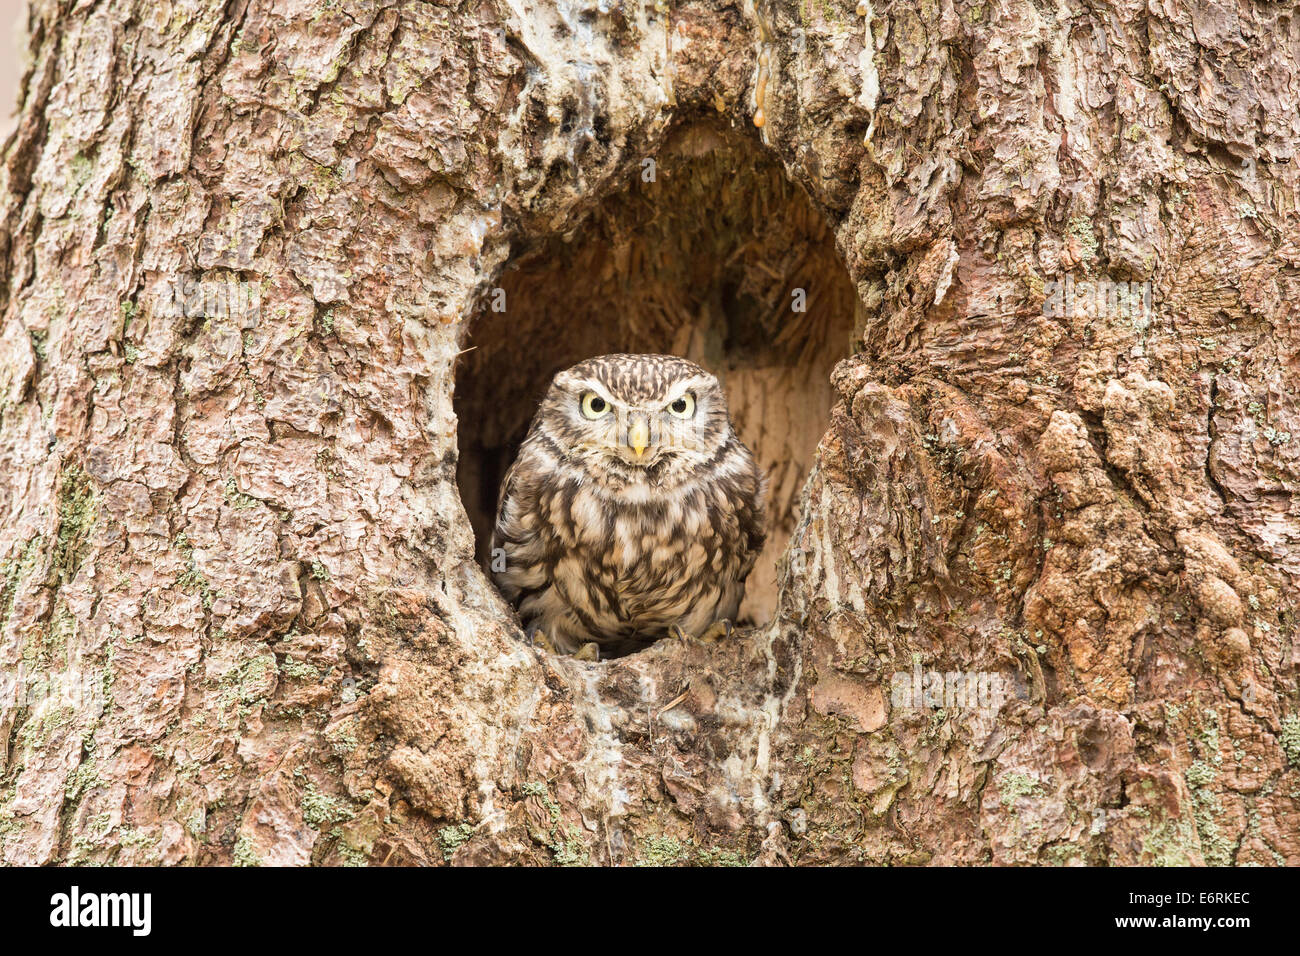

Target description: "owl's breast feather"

left=494, top=430, right=763, bottom=649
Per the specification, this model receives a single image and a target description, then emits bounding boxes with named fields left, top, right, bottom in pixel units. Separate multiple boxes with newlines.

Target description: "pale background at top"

left=1, top=0, right=27, bottom=142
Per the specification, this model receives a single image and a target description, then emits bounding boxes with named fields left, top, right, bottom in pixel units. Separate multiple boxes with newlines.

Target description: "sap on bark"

left=455, top=121, right=858, bottom=637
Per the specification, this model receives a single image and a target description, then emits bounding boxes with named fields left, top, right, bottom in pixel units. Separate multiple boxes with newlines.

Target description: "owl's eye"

left=581, top=392, right=610, bottom=419
left=667, top=393, right=696, bottom=418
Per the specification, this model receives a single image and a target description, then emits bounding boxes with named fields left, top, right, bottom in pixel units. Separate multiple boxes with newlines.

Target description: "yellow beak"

left=628, top=417, right=650, bottom=458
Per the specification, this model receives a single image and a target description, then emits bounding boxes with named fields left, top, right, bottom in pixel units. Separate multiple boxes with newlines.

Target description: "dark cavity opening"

left=456, top=121, right=856, bottom=629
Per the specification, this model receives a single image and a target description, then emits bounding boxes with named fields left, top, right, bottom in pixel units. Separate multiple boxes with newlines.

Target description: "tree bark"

left=1, top=0, right=1298, bottom=865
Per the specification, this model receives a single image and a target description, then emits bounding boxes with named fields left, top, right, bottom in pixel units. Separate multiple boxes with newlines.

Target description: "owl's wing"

left=492, top=451, right=521, bottom=532
left=490, top=404, right=548, bottom=552
left=734, top=441, right=769, bottom=580
left=490, top=446, right=528, bottom=556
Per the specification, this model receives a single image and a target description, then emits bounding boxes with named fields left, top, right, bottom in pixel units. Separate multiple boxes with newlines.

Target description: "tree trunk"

left=1, top=0, right=1298, bottom=866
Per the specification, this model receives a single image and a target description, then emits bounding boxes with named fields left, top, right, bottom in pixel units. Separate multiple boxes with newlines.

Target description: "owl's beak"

left=627, top=415, right=651, bottom=459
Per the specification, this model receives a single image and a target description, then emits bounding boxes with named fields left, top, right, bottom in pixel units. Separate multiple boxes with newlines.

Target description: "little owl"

left=491, top=353, right=766, bottom=660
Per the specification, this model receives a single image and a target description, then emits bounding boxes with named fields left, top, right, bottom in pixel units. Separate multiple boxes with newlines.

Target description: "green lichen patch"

left=1279, top=715, right=1300, bottom=767
left=1182, top=707, right=1234, bottom=866
left=1066, top=216, right=1099, bottom=266
left=521, top=781, right=589, bottom=867
left=223, top=477, right=259, bottom=510
left=232, top=834, right=261, bottom=866
left=1185, top=760, right=1217, bottom=788
left=22, top=602, right=77, bottom=670
left=0, top=536, right=42, bottom=632
left=696, top=846, right=749, bottom=867
left=217, top=652, right=278, bottom=718
left=0, top=790, right=19, bottom=853
left=1141, top=813, right=1200, bottom=867
left=438, top=822, right=474, bottom=861
left=118, top=827, right=161, bottom=862
left=280, top=657, right=321, bottom=682
left=17, top=703, right=75, bottom=750
left=635, top=835, right=685, bottom=867
left=174, top=533, right=217, bottom=610
left=998, top=771, right=1044, bottom=808
left=336, top=838, right=368, bottom=867
left=53, top=466, right=97, bottom=582
left=301, top=783, right=355, bottom=829
left=63, top=757, right=101, bottom=802
left=632, top=832, right=751, bottom=867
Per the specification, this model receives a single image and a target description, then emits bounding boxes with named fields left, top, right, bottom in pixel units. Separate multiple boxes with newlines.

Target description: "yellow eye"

left=581, top=392, right=611, bottom=419
left=667, top=392, right=695, bottom=418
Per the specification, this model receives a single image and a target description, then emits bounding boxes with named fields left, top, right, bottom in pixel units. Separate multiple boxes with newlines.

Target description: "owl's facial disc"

left=611, top=398, right=709, bottom=469
left=549, top=365, right=721, bottom=478
left=577, top=396, right=690, bottom=468
left=588, top=403, right=664, bottom=467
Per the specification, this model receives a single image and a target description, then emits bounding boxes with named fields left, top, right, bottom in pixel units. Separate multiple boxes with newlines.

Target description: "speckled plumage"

left=492, top=354, right=766, bottom=657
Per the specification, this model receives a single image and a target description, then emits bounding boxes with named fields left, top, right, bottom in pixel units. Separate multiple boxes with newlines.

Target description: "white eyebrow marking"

left=661, top=375, right=711, bottom=406
left=576, top=379, right=618, bottom=405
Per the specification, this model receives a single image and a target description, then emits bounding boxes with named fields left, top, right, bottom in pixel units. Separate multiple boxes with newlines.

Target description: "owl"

left=491, top=353, right=766, bottom=660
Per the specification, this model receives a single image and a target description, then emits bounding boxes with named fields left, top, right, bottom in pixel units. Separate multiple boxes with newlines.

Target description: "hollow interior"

left=456, top=121, right=856, bottom=628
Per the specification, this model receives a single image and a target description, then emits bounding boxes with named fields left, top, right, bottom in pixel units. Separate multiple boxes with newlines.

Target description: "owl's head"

left=537, top=353, right=732, bottom=483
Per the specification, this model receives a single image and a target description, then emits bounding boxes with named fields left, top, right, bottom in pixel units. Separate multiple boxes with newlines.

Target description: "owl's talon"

left=699, top=619, right=734, bottom=644
left=525, top=625, right=557, bottom=654
left=669, top=619, right=734, bottom=644
left=573, top=642, right=600, bottom=662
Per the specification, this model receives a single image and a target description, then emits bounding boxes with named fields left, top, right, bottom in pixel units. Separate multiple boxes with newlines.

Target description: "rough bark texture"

left=1, top=0, right=1298, bottom=866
